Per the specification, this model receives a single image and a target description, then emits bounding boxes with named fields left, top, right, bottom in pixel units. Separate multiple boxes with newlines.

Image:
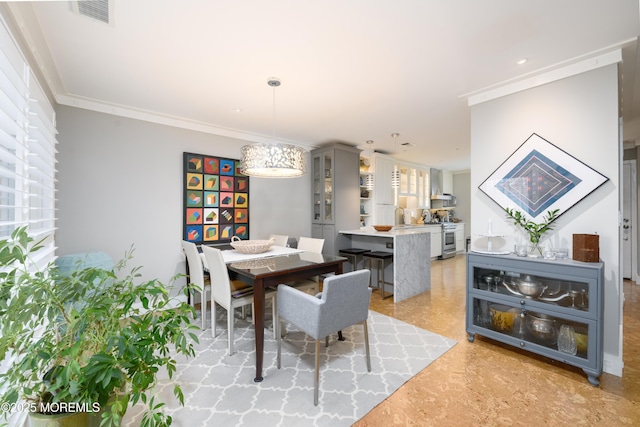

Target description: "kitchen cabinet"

left=430, top=226, right=442, bottom=258
left=312, top=150, right=334, bottom=224
left=374, top=204, right=395, bottom=225
left=466, top=252, right=603, bottom=386
left=417, top=169, right=429, bottom=208
left=311, top=144, right=360, bottom=255
left=455, top=224, right=465, bottom=252
left=311, top=223, right=336, bottom=256
left=396, top=163, right=430, bottom=208
left=398, top=166, right=417, bottom=196
left=374, top=155, right=395, bottom=205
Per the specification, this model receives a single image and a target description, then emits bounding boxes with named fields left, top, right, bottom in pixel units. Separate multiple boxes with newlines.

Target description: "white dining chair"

left=298, top=236, right=325, bottom=254
left=201, top=245, right=278, bottom=354
left=292, top=237, right=325, bottom=294
left=182, top=240, right=210, bottom=330
left=269, top=234, right=289, bottom=247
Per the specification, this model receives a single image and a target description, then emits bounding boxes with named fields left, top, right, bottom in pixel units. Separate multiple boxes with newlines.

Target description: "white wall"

left=470, top=64, right=622, bottom=375
left=55, top=106, right=311, bottom=295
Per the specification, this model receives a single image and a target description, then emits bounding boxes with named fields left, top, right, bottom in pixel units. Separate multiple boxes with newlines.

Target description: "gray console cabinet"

left=466, top=252, right=604, bottom=386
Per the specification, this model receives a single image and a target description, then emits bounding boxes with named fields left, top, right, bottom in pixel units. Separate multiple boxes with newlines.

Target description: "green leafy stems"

left=0, top=227, right=200, bottom=427
left=504, top=208, right=560, bottom=255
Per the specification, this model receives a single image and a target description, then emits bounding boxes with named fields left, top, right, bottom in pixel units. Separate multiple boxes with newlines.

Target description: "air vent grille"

left=75, top=0, right=110, bottom=24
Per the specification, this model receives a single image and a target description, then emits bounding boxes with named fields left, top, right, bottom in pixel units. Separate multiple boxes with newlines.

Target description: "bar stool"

left=363, top=251, right=394, bottom=299
left=338, top=248, right=371, bottom=272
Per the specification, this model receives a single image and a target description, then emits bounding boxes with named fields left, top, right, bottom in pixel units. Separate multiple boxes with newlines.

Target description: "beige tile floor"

left=356, top=254, right=640, bottom=427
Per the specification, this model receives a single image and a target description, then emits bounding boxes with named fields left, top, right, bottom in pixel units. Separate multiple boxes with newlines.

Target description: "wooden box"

left=573, top=234, right=599, bottom=262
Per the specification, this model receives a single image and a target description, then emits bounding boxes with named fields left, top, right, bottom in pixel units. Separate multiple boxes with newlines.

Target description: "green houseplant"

left=0, top=227, right=199, bottom=427
left=505, top=207, right=560, bottom=257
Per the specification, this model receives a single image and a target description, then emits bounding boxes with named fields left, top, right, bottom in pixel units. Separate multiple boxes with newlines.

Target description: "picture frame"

left=184, top=152, right=249, bottom=244
left=478, top=133, right=608, bottom=222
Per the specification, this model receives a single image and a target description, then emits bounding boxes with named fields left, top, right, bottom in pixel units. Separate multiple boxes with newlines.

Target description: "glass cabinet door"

left=399, top=166, right=408, bottom=194
left=470, top=265, right=593, bottom=315
left=322, top=151, right=333, bottom=223
left=470, top=296, right=593, bottom=360
left=312, top=154, right=321, bottom=223
left=409, top=168, right=417, bottom=195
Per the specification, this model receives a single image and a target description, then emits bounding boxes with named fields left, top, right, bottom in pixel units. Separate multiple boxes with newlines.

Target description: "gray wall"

left=470, top=64, right=623, bottom=375
left=55, top=106, right=311, bottom=295
left=452, top=171, right=470, bottom=229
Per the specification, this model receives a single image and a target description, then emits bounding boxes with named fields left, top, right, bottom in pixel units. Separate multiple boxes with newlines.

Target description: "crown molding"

left=56, top=93, right=316, bottom=149
left=464, top=44, right=629, bottom=107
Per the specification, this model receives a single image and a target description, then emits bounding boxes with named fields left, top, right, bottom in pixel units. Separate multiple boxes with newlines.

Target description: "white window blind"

left=0, top=16, right=57, bottom=427
left=0, top=17, right=57, bottom=270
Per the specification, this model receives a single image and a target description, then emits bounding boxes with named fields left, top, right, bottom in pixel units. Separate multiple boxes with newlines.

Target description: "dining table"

left=216, top=246, right=347, bottom=382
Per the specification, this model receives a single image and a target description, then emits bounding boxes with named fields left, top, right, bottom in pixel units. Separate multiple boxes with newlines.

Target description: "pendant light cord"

left=268, top=78, right=281, bottom=142
left=272, top=83, right=276, bottom=140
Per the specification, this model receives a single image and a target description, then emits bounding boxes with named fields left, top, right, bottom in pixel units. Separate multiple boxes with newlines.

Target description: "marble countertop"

left=340, top=227, right=433, bottom=237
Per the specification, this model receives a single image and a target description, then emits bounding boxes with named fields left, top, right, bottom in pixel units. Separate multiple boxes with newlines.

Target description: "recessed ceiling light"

left=233, top=108, right=243, bottom=113
left=517, top=58, right=527, bottom=65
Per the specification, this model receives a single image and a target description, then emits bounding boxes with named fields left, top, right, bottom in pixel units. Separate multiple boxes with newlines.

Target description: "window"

left=0, top=15, right=57, bottom=427
left=0, top=17, right=57, bottom=270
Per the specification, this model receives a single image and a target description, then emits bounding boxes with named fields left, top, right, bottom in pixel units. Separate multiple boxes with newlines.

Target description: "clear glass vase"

left=528, top=243, right=543, bottom=258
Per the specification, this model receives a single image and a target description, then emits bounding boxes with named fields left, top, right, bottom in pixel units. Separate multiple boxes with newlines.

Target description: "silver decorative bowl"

left=515, top=275, right=547, bottom=298
left=526, top=312, right=556, bottom=341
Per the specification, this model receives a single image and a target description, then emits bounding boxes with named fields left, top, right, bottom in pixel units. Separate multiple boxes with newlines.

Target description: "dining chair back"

left=182, top=240, right=210, bottom=330
left=269, top=234, right=289, bottom=247
left=276, top=269, right=372, bottom=405
left=288, top=236, right=325, bottom=298
left=297, top=236, right=324, bottom=253
left=201, top=245, right=277, bottom=354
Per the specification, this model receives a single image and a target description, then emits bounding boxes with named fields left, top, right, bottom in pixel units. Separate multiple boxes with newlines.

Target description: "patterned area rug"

left=122, top=308, right=456, bottom=426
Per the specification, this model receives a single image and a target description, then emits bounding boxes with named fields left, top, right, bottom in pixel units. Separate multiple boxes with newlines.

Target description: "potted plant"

left=0, top=227, right=199, bottom=427
left=505, top=208, right=560, bottom=257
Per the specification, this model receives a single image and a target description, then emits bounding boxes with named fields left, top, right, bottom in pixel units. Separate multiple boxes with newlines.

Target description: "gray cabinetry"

left=466, top=252, right=603, bottom=386
left=311, top=144, right=360, bottom=255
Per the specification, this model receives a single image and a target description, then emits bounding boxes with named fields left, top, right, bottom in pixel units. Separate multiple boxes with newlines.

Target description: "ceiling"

left=5, top=1, right=640, bottom=171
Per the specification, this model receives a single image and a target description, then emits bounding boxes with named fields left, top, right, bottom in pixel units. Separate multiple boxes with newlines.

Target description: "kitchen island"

left=339, top=227, right=431, bottom=302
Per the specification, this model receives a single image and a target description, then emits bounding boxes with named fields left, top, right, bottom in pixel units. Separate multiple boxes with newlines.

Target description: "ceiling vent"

left=71, top=0, right=111, bottom=25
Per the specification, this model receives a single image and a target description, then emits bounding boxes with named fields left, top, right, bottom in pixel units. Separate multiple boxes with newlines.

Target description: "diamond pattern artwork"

left=495, top=149, right=581, bottom=217
left=121, top=308, right=456, bottom=427
left=479, top=133, right=608, bottom=223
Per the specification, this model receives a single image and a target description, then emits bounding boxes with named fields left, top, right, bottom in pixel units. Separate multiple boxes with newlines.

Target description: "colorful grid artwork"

left=220, top=176, right=234, bottom=191
left=234, top=209, right=248, bottom=223
left=204, top=175, right=219, bottom=191
left=184, top=152, right=249, bottom=244
left=204, top=191, right=218, bottom=207
left=204, top=208, right=219, bottom=224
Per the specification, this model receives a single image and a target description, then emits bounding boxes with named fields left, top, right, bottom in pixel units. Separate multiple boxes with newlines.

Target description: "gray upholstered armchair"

left=276, top=269, right=372, bottom=405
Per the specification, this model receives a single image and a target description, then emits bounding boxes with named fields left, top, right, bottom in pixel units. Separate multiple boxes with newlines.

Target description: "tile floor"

left=355, top=253, right=640, bottom=426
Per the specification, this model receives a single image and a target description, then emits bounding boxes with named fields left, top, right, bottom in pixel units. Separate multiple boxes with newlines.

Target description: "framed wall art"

left=478, top=133, right=608, bottom=223
left=183, top=152, right=249, bottom=244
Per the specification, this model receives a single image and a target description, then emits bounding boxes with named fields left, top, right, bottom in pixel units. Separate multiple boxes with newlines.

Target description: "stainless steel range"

left=438, top=222, right=457, bottom=259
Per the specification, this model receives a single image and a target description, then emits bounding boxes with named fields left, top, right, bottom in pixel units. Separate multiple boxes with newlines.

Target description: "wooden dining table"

left=224, top=249, right=347, bottom=382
